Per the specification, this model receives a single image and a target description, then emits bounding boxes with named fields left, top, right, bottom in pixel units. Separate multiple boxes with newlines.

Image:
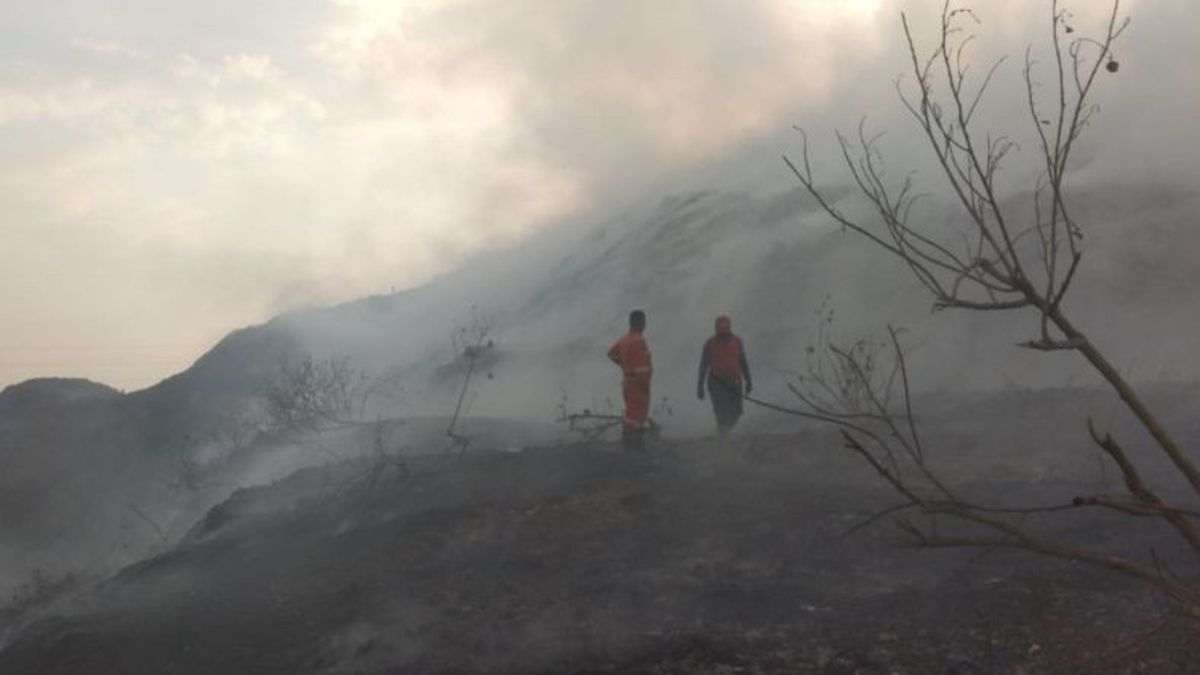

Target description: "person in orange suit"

left=697, top=314, right=752, bottom=441
left=607, top=309, right=652, bottom=452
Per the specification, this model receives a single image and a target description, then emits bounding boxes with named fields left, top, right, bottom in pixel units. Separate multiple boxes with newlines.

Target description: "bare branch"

left=782, top=0, right=1199, bottom=614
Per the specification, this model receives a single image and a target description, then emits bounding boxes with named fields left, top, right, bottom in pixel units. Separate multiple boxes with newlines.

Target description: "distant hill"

left=0, top=378, right=120, bottom=412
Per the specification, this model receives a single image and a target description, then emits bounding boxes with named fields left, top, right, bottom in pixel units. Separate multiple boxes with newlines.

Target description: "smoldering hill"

left=123, top=178, right=1200, bottom=425
left=1, top=178, right=1197, bottom=651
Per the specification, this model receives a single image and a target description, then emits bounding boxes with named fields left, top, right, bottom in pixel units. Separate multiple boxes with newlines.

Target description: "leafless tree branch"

left=780, top=0, right=1199, bottom=615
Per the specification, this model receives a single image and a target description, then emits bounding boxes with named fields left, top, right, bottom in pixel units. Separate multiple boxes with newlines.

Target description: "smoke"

left=0, top=0, right=912, bottom=388
left=2, top=0, right=1197, bottom=390
left=3, top=0, right=1194, bottom=429
left=5, top=2, right=1200, bottom=646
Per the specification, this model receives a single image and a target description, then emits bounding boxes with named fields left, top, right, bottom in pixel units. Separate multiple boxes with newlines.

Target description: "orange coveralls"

left=607, top=330, right=652, bottom=429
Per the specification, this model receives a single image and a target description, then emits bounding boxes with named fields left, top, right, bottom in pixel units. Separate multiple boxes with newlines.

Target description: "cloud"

left=68, top=38, right=150, bottom=61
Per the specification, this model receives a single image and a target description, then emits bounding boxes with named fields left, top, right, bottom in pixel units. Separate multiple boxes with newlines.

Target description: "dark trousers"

left=707, top=374, right=744, bottom=429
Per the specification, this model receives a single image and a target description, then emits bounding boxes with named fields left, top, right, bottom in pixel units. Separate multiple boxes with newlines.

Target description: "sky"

left=0, top=0, right=1192, bottom=391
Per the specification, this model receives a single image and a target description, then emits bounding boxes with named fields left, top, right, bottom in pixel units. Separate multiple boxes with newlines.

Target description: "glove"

left=744, top=381, right=753, bottom=395
left=697, top=385, right=705, bottom=401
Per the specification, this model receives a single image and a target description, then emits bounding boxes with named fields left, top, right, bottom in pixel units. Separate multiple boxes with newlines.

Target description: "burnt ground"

left=0, top=428, right=1197, bottom=674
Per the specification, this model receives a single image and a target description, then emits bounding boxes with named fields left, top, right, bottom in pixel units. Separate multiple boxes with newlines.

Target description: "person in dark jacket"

left=697, top=315, right=752, bottom=440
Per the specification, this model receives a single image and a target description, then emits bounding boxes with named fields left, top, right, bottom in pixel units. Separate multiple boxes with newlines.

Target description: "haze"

left=1, top=0, right=1195, bottom=390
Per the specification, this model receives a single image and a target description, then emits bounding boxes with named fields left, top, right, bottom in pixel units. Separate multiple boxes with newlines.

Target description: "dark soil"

left=1, top=432, right=1196, bottom=674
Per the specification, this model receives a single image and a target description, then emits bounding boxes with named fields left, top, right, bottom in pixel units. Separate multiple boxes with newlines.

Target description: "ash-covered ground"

left=2, top=396, right=1197, bottom=674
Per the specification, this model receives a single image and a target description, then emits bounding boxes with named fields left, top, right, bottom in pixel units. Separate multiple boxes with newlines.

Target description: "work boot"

left=622, top=426, right=646, bottom=453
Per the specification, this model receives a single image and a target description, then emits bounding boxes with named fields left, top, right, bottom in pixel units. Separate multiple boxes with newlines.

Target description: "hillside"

left=114, top=180, right=1200, bottom=426
left=2, top=179, right=1199, bottom=671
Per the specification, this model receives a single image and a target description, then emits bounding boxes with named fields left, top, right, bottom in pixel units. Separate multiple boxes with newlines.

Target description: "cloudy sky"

left=0, top=0, right=1192, bottom=390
